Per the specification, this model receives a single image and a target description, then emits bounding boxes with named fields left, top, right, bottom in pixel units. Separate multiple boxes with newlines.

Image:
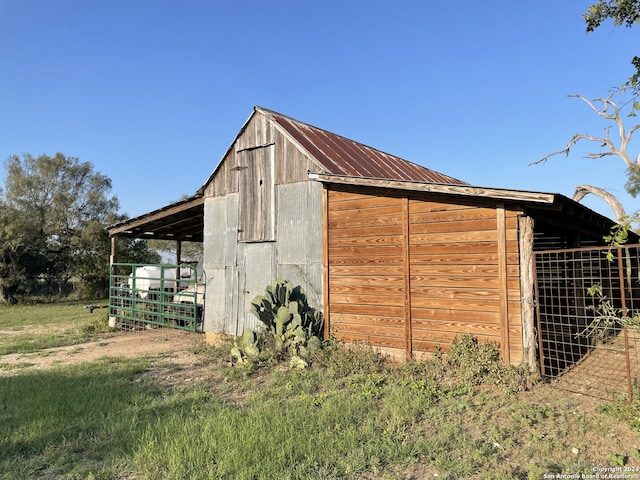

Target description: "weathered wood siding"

left=326, top=188, right=524, bottom=363
left=237, top=146, right=275, bottom=242
left=204, top=113, right=318, bottom=198
left=202, top=110, right=324, bottom=335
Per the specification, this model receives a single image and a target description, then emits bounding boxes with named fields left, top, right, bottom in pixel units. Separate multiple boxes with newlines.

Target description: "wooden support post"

left=497, top=204, right=511, bottom=363
left=322, top=186, right=330, bottom=340
left=402, top=197, right=412, bottom=360
left=176, top=240, right=182, bottom=291
left=518, top=215, right=538, bottom=369
left=110, top=236, right=116, bottom=265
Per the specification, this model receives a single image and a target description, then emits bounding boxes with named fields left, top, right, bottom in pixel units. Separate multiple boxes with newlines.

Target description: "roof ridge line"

left=254, top=105, right=441, bottom=172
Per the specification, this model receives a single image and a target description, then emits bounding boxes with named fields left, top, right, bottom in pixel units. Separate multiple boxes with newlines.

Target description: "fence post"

left=617, top=248, right=634, bottom=403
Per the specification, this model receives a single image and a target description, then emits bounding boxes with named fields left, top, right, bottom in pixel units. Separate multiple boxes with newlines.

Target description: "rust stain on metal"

left=260, top=107, right=468, bottom=186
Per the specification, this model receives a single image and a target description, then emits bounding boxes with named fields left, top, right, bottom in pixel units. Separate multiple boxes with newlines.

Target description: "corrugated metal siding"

left=277, top=181, right=324, bottom=310
left=204, top=197, right=226, bottom=267
left=260, top=107, right=467, bottom=185
left=277, top=182, right=323, bottom=264
left=243, top=242, right=277, bottom=332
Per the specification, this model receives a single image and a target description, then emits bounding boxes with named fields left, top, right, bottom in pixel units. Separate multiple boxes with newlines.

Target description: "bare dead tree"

left=531, top=93, right=640, bottom=221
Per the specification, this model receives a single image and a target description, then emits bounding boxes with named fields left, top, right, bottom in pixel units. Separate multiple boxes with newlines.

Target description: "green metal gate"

left=109, top=263, right=204, bottom=332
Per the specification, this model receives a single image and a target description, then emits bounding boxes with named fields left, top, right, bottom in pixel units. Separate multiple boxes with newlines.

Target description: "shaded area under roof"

left=108, top=195, right=204, bottom=242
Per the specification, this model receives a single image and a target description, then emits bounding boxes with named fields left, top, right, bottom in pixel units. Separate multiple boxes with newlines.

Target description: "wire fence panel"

left=533, top=245, right=640, bottom=402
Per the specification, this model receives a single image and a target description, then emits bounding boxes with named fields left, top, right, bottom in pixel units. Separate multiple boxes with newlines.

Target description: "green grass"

left=0, top=304, right=639, bottom=479
left=0, top=300, right=113, bottom=355
left=0, top=300, right=108, bottom=328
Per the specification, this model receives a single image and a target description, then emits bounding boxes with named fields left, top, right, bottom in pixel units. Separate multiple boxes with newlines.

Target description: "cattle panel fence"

left=533, top=244, right=639, bottom=402
left=109, top=263, right=204, bottom=333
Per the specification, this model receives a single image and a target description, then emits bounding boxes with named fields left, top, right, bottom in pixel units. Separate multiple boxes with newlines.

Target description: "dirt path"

left=0, top=328, right=206, bottom=375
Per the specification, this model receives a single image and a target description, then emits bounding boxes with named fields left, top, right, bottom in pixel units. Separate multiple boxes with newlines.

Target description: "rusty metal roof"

left=258, top=106, right=468, bottom=185
left=111, top=107, right=468, bottom=242
left=109, top=195, right=204, bottom=241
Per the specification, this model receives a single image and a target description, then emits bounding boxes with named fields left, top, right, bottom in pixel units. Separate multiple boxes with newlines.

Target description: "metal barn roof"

left=258, top=106, right=467, bottom=185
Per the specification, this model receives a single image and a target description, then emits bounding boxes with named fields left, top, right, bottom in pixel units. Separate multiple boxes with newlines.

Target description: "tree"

left=0, top=153, right=115, bottom=299
left=0, top=194, right=47, bottom=302
left=533, top=92, right=638, bottom=221
left=533, top=3, right=640, bottom=223
left=584, top=0, right=640, bottom=90
left=146, top=239, right=203, bottom=264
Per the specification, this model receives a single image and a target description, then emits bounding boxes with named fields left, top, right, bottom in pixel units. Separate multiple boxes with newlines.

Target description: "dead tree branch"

left=532, top=92, right=640, bottom=221
left=572, top=185, right=627, bottom=220
left=531, top=93, right=638, bottom=167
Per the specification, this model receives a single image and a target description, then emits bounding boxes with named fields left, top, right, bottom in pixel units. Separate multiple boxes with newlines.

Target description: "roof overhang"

left=109, top=195, right=205, bottom=242
left=308, top=172, right=621, bottom=239
left=307, top=172, right=556, bottom=203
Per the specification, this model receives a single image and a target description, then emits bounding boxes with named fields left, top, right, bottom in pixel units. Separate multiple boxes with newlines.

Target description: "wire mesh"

left=534, top=245, right=639, bottom=402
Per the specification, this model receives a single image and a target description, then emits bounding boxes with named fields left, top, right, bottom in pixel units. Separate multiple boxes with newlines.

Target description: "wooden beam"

left=308, top=173, right=556, bottom=204
left=402, top=197, right=412, bottom=360
left=110, top=236, right=116, bottom=265
left=108, top=196, right=204, bottom=237
left=497, top=204, right=511, bottom=363
left=518, top=215, right=538, bottom=369
left=322, top=185, right=330, bottom=340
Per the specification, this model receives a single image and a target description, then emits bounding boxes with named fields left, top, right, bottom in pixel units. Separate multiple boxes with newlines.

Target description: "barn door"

left=237, top=145, right=275, bottom=242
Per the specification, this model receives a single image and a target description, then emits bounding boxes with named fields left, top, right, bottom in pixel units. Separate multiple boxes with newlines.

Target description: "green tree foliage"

left=146, top=239, right=203, bottom=263
left=0, top=196, right=47, bottom=299
left=584, top=0, right=640, bottom=89
left=0, top=153, right=158, bottom=301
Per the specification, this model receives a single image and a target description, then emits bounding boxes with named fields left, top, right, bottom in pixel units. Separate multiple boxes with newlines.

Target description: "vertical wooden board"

left=497, top=204, right=511, bottom=363
left=238, top=145, right=275, bottom=242
left=518, top=215, right=536, bottom=368
left=402, top=197, right=412, bottom=359
left=237, top=113, right=271, bottom=151
left=323, top=186, right=330, bottom=340
left=206, top=149, right=239, bottom=197
left=277, top=181, right=323, bottom=264
left=242, top=242, right=276, bottom=332
left=204, top=197, right=226, bottom=268
left=274, top=130, right=319, bottom=184
left=504, top=211, right=523, bottom=364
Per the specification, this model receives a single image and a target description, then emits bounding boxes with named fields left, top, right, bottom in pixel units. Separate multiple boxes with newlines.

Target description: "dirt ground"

left=0, top=328, right=210, bottom=376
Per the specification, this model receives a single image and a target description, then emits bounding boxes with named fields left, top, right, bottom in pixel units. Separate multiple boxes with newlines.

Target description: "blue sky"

left=1, top=0, right=640, bottom=220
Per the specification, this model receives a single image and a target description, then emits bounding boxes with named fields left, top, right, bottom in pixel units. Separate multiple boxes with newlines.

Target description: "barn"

left=109, top=106, right=620, bottom=366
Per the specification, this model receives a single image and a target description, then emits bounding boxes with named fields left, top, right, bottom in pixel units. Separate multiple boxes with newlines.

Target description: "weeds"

left=446, top=334, right=533, bottom=393
left=1, top=305, right=639, bottom=479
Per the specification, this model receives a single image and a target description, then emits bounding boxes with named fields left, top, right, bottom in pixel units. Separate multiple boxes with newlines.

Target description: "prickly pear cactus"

left=231, top=328, right=260, bottom=364
left=248, top=279, right=324, bottom=363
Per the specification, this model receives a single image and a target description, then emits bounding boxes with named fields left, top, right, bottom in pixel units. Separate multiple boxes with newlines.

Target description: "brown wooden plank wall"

left=326, top=188, right=524, bottom=363
left=408, top=200, right=522, bottom=360
left=327, top=190, right=407, bottom=350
